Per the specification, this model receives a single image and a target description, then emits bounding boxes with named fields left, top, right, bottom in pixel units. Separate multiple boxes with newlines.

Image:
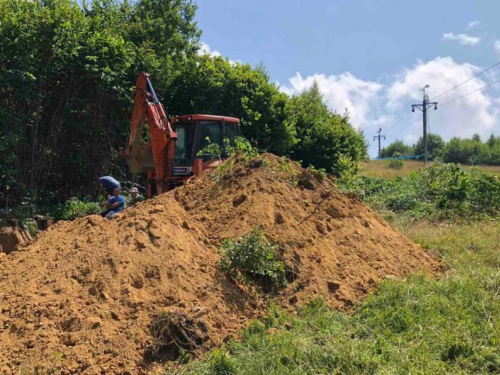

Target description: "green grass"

left=361, top=160, right=500, bottom=179
left=348, top=163, right=500, bottom=221
left=171, top=219, right=500, bottom=375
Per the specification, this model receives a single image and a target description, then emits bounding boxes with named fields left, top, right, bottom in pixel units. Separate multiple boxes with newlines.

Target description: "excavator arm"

left=124, top=72, right=178, bottom=194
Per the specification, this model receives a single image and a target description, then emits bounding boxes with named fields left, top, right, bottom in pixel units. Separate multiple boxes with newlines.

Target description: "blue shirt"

left=108, top=195, right=125, bottom=213
left=99, top=176, right=120, bottom=195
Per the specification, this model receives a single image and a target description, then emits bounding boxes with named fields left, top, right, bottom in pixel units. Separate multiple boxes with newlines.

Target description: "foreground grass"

left=174, top=220, right=500, bottom=374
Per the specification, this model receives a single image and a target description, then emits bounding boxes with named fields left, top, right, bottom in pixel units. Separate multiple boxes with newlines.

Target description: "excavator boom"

left=125, top=72, right=177, bottom=194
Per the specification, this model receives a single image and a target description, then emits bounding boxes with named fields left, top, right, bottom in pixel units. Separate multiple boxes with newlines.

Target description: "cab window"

left=173, top=124, right=195, bottom=166
left=224, top=123, right=240, bottom=144
left=197, top=121, right=222, bottom=161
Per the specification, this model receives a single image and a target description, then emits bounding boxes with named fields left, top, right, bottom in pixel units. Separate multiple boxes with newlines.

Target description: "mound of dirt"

left=0, top=154, right=440, bottom=373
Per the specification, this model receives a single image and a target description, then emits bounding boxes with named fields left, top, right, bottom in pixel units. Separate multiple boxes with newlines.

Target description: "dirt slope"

left=0, top=154, right=440, bottom=374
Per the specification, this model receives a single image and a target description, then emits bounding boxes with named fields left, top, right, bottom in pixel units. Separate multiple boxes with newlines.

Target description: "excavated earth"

left=0, top=154, right=441, bottom=374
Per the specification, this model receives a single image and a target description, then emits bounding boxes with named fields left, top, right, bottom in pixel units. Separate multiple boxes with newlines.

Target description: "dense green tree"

left=441, top=136, right=499, bottom=165
left=285, top=83, right=368, bottom=176
left=380, top=140, right=414, bottom=158
left=166, top=55, right=296, bottom=155
left=413, top=133, right=445, bottom=160
left=0, top=0, right=200, bottom=205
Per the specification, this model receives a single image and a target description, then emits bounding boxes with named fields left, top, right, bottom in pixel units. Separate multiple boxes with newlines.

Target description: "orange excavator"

left=124, top=72, right=241, bottom=197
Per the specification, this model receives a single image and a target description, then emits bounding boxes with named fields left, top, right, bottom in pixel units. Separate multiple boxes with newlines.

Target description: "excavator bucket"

left=125, top=142, right=155, bottom=173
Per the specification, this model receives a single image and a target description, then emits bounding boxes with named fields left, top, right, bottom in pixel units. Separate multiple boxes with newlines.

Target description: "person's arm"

left=105, top=197, right=120, bottom=209
left=109, top=201, right=120, bottom=209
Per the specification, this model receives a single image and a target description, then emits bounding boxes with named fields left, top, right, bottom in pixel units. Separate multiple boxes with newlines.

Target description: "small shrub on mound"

left=219, top=228, right=286, bottom=288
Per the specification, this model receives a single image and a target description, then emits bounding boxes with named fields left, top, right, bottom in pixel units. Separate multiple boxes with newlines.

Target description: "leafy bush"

left=198, top=136, right=259, bottom=162
left=219, top=228, right=286, bottom=287
left=54, top=197, right=101, bottom=221
left=286, top=83, right=368, bottom=177
left=208, top=349, right=236, bottom=375
left=333, top=153, right=360, bottom=187
left=388, top=158, right=404, bottom=169
left=229, top=137, right=259, bottom=159
left=197, top=137, right=224, bottom=161
left=387, top=153, right=404, bottom=169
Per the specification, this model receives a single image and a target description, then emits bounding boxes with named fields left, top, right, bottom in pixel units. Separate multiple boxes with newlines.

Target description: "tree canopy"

left=413, top=134, right=445, bottom=161
left=380, top=140, right=414, bottom=158
left=0, top=0, right=367, bottom=208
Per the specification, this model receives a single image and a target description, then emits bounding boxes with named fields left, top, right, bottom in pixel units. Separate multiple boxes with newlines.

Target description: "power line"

left=385, top=77, right=499, bottom=144
left=385, top=117, right=421, bottom=138
left=430, top=60, right=500, bottom=101
left=438, top=78, right=500, bottom=108
left=383, top=112, right=411, bottom=133
left=382, top=60, right=500, bottom=139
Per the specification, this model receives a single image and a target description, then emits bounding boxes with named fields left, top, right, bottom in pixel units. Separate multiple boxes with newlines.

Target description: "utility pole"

left=373, top=128, right=386, bottom=158
left=411, top=85, right=438, bottom=164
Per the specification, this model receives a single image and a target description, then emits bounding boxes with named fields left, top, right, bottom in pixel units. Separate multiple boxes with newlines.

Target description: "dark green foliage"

left=0, top=0, right=200, bottom=206
left=219, top=228, right=286, bottom=288
left=413, top=133, right=445, bottom=160
left=167, top=57, right=296, bottom=156
left=380, top=140, right=414, bottom=158
left=285, top=83, right=368, bottom=177
left=441, top=135, right=500, bottom=165
left=208, top=349, right=237, bottom=375
left=0, top=0, right=367, bottom=214
left=384, top=134, right=500, bottom=165
left=348, top=163, right=500, bottom=220
left=52, top=197, right=100, bottom=220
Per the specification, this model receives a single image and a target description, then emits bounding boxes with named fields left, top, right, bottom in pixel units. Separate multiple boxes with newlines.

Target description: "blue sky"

left=195, top=0, right=500, bottom=157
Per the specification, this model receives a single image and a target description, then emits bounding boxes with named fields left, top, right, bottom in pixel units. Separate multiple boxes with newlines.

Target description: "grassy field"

left=170, top=164, right=500, bottom=374
left=361, top=160, right=500, bottom=178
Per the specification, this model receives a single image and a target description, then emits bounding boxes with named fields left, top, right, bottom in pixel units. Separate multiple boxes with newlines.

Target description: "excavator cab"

left=124, top=72, right=241, bottom=197
left=170, top=115, right=241, bottom=182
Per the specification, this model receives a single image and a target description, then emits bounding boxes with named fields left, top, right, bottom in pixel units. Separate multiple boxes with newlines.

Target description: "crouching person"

left=101, top=187, right=125, bottom=219
left=130, top=187, right=144, bottom=205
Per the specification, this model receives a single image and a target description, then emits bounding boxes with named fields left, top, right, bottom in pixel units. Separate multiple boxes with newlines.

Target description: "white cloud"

left=467, top=20, right=482, bottom=30
left=198, top=41, right=240, bottom=65
left=442, top=32, right=481, bottom=46
left=198, top=42, right=221, bottom=58
left=387, top=57, right=499, bottom=140
left=494, top=40, right=500, bottom=55
left=280, top=57, right=500, bottom=157
left=372, top=115, right=393, bottom=126
left=280, top=72, right=383, bottom=129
